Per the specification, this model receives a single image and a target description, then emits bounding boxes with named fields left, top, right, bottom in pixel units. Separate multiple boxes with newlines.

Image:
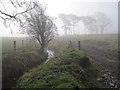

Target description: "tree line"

left=59, top=12, right=111, bottom=35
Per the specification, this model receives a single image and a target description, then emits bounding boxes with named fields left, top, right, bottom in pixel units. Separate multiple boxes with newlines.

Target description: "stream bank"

left=2, top=50, right=48, bottom=88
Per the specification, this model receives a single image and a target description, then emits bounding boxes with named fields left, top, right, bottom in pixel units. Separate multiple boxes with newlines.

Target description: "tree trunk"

left=37, top=37, right=45, bottom=54
left=64, top=26, right=67, bottom=35
left=101, top=30, right=103, bottom=34
left=100, top=27, right=104, bottom=34
left=40, top=45, right=45, bottom=54
left=73, top=26, right=75, bottom=35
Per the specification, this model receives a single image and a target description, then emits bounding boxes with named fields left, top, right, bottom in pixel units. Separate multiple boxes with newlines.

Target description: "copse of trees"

left=81, top=16, right=97, bottom=34
left=94, top=12, right=112, bottom=34
left=59, top=12, right=111, bottom=35
left=59, top=14, right=71, bottom=35
left=59, top=14, right=80, bottom=35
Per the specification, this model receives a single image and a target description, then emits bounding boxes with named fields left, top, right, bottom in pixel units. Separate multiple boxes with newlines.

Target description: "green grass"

left=2, top=34, right=118, bottom=55
left=2, top=50, right=48, bottom=88
left=17, top=50, right=105, bottom=88
left=48, top=34, right=118, bottom=55
left=2, top=37, right=39, bottom=54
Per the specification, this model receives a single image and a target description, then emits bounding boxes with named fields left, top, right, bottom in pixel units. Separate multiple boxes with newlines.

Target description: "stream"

left=45, top=49, right=54, bottom=63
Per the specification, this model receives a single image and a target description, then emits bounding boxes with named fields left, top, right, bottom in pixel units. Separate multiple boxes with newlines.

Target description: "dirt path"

left=81, top=41, right=118, bottom=88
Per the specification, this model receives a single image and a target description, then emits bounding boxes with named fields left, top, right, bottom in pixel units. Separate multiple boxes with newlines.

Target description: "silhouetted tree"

left=80, top=16, right=96, bottom=34
left=59, top=14, right=81, bottom=35
left=59, top=14, right=71, bottom=35
left=95, top=12, right=111, bottom=34
left=67, top=14, right=80, bottom=35
left=23, top=2, right=57, bottom=53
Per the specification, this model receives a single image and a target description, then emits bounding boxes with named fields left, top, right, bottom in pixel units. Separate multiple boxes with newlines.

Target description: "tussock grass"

left=2, top=50, right=48, bottom=88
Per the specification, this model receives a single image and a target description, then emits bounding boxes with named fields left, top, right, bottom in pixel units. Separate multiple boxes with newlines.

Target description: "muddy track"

left=81, top=41, right=118, bottom=74
left=80, top=41, right=119, bottom=87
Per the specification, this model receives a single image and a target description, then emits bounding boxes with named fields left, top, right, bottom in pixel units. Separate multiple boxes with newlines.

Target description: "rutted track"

left=81, top=40, right=118, bottom=87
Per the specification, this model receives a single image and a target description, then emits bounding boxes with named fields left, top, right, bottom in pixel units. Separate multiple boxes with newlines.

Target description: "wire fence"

left=2, top=37, right=39, bottom=54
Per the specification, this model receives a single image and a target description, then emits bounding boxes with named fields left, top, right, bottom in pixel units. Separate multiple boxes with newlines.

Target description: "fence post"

left=30, top=39, right=31, bottom=48
left=13, top=41, right=16, bottom=54
left=22, top=40, right=24, bottom=48
left=78, top=41, right=81, bottom=50
left=26, top=37, right=28, bottom=48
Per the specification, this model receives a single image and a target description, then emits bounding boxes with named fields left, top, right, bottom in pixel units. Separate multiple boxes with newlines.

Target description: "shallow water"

left=45, top=49, right=54, bottom=63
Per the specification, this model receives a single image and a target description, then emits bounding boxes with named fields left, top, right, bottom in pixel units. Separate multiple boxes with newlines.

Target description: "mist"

left=0, top=1, right=118, bottom=36
left=1, top=0, right=119, bottom=88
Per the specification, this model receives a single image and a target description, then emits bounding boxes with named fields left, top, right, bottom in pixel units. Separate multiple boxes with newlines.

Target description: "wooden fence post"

left=78, top=41, right=81, bottom=50
left=30, top=39, right=31, bottom=48
left=22, top=40, right=24, bottom=48
left=13, top=41, right=16, bottom=54
left=26, top=37, right=28, bottom=48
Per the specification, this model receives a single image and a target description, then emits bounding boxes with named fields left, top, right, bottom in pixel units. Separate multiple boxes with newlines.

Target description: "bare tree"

left=59, top=14, right=81, bottom=35
left=59, top=13, right=100, bottom=35
left=80, top=16, right=97, bottom=34
left=23, top=2, right=57, bottom=53
left=95, top=12, right=112, bottom=34
left=0, top=0, right=35, bottom=33
left=59, top=14, right=72, bottom=35
left=67, top=14, right=80, bottom=35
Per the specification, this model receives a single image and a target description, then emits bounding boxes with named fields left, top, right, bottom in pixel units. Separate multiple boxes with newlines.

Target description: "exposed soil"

left=81, top=40, right=119, bottom=88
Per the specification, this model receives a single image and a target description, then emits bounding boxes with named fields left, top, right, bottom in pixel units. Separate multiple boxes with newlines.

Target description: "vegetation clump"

left=80, top=57, right=90, bottom=67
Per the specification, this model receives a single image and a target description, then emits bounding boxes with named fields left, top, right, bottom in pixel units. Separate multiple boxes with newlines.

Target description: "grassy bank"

left=17, top=50, right=105, bottom=88
left=2, top=50, right=48, bottom=88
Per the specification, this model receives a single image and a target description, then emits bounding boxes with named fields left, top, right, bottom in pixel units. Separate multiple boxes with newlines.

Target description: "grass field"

left=2, top=37, right=39, bottom=54
left=48, top=34, right=118, bottom=56
left=2, top=34, right=118, bottom=54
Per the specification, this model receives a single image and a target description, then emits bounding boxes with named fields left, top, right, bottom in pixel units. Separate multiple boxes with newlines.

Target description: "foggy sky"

left=0, top=0, right=118, bottom=36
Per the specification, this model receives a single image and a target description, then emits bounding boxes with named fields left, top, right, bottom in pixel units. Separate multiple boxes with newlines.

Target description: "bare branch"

left=14, top=2, right=35, bottom=17
left=10, top=0, right=17, bottom=8
left=0, top=10, right=16, bottom=18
